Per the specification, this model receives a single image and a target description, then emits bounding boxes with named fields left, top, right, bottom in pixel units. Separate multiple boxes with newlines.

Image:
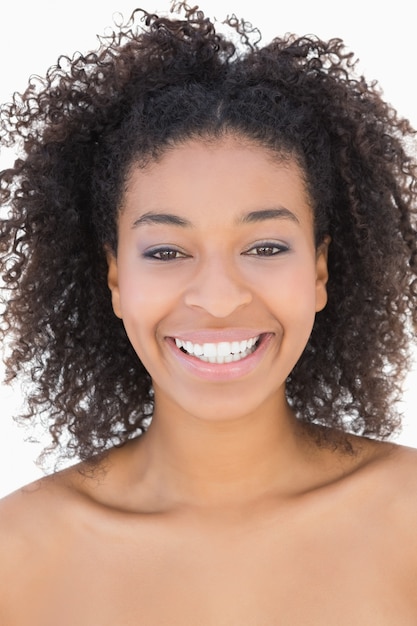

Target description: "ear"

left=315, top=236, right=330, bottom=313
left=105, top=246, right=123, bottom=319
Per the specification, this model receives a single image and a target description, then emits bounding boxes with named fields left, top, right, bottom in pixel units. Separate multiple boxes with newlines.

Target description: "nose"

left=184, top=257, right=253, bottom=318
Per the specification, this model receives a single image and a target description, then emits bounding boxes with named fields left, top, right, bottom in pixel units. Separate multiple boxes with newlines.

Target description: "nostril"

left=184, top=275, right=253, bottom=317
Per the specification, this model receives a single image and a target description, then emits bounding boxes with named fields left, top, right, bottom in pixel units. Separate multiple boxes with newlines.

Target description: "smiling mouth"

left=174, top=336, right=261, bottom=364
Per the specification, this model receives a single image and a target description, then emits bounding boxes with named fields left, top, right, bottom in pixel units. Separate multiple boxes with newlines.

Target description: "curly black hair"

left=1, top=3, right=416, bottom=463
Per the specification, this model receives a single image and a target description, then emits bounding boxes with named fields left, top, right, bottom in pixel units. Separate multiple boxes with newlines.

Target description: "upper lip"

left=167, top=329, right=269, bottom=343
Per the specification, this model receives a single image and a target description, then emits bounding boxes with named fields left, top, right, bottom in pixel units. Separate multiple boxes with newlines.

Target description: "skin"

left=0, top=135, right=417, bottom=625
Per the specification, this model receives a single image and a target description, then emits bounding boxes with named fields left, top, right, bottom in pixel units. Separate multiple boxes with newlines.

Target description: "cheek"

left=257, top=256, right=318, bottom=304
left=116, top=262, right=180, bottom=359
left=117, top=257, right=174, bottom=312
left=267, top=263, right=318, bottom=334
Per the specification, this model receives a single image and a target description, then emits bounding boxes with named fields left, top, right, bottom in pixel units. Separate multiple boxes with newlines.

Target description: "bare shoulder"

left=0, top=465, right=91, bottom=617
left=347, top=437, right=417, bottom=505
left=366, top=440, right=417, bottom=498
left=319, top=434, right=417, bottom=552
left=381, top=442, right=417, bottom=515
left=0, top=470, right=72, bottom=539
left=0, top=461, right=85, bottom=524
left=355, top=440, right=417, bottom=567
left=0, top=460, right=101, bottom=551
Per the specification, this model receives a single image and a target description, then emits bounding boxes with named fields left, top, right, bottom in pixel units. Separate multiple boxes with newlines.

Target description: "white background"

left=1, top=0, right=416, bottom=497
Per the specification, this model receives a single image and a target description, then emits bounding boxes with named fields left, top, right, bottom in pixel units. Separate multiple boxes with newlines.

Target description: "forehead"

left=120, top=136, right=313, bottom=226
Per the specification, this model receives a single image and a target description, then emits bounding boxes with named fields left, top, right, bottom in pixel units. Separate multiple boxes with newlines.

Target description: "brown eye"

left=155, top=250, right=180, bottom=261
left=245, top=242, right=289, bottom=256
left=256, top=246, right=276, bottom=256
left=143, top=247, right=188, bottom=261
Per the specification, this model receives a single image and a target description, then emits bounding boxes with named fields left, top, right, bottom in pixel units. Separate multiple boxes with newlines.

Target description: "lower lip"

left=165, top=333, right=274, bottom=382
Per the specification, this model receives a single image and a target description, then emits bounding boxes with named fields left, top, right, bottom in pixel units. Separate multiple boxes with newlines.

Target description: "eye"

left=143, top=247, right=189, bottom=261
left=244, top=242, right=289, bottom=257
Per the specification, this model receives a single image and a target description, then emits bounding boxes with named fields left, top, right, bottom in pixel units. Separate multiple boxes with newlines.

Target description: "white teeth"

left=217, top=342, right=232, bottom=357
left=174, top=336, right=260, bottom=363
left=194, top=343, right=204, bottom=356
left=231, top=341, right=240, bottom=353
left=204, top=343, right=217, bottom=357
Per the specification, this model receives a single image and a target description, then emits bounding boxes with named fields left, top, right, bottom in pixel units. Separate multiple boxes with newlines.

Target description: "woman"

left=1, top=5, right=417, bottom=623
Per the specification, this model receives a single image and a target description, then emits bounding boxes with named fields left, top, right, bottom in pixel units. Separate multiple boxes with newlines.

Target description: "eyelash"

left=143, top=247, right=188, bottom=261
left=244, top=242, right=289, bottom=257
left=143, top=241, right=289, bottom=261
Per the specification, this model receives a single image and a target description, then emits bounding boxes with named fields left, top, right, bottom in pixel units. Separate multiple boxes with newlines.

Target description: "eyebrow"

left=132, top=212, right=193, bottom=228
left=238, top=207, right=300, bottom=225
left=132, top=206, right=299, bottom=229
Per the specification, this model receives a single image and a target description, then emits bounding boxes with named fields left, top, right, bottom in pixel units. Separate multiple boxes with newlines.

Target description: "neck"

left=130, top=393, right=315, bottom=510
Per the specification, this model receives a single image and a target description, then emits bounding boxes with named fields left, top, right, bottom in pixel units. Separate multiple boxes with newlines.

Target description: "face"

left=107, top=135, right=329, bottom=422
